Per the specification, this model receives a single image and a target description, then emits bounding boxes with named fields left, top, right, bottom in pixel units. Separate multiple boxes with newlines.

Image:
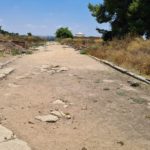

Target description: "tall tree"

left=88, top=0, right=150, bottom=40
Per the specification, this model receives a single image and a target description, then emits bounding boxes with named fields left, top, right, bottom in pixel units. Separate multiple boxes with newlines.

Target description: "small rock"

left=41, top=64, right=50, bottom=70
left=8, top=83, right=20, bottom=88
left=65, top=115, right=71, bottom=120
left=53, top=100, right=65, bottom=105
left=63, top=105, right=69, bottom=108
left=15, top=74, right=31, bottom=80
left=60, top=111, right=66, bottom=117
left=28, top=121, right=34, bottom=124
left=128, top=80, right=140, bottom=87
left=103, top=88, right=110, bottom=91
left=0, top=74, right=5, bottom=79
left=50, top=111, right=63, bottom=118
left=81, top=105, right=87, bottom=110
left=117, top=141, right=124, bottom=146
left=35, top=115, right=59, bottom=123
left=103, top=79, right=115, bottom=83
left=93, top=100, right=98, bottom=103
left=51, top=65, right=60, bottom=68
left=58, top=67, right=69, bottom=72
left=63, top=112, right=72, bottom=119
left=47, top=70, right=55, bottom=75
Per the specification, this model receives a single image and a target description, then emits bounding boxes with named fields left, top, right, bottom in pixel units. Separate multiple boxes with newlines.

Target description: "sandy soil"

left=0, top=42, right=150, bottom=150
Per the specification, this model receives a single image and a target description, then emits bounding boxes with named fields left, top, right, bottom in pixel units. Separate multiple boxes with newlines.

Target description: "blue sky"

left=0, top=0, right=109, bottom=36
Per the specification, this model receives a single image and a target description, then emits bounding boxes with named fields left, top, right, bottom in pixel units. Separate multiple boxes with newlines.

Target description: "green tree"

left=27, top=32, right=32, bottom=36
left=88, top=0, right=150, bottom=40
left=128, top=0, right=150, bottom=38
left=56, top=27, right=73, bottom=39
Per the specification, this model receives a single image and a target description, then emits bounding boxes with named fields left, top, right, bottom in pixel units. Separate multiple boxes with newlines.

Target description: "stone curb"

left=88, top=55, right=150, bottom=85
left=0, top=57, right=17, bottom=69
left=0, top=68, right=15, bottom=80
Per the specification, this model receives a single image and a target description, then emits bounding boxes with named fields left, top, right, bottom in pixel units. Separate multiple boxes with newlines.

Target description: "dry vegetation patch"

left=60, top=36, right=150, bottom=77
left=0, top=35, right=45, bottom=56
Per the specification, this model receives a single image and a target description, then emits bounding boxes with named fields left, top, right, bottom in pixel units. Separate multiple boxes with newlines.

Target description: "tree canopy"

left=27, top=32, right=32, bottom=36
left=88, top=0, right=150, bottom=40
left=56, top=27, right=73, bottom=39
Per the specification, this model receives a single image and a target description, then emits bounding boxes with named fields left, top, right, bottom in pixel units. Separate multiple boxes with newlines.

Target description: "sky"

left=0, top=0, right=109, bottom=36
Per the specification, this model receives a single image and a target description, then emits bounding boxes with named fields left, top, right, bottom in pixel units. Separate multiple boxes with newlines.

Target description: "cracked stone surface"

left=0, top=67, right=15, bottom=79
left=0, top=139, right=31, bottom=150
left=0, top=125, right=14, bottom=143
left=0, top=125, right=31, bottom=150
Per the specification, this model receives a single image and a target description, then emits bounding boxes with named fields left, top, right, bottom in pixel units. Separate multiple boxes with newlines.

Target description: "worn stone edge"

left=0, top=57, right=17, bottom=69
left=0, top=69, right=15, bottom=80
left=88, top=55, right=150, bottom=85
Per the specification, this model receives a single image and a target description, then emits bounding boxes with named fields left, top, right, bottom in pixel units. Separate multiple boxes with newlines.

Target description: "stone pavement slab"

left=0, top=139, right=31, bottom=150
left=0, top=125, right=31, bottom=150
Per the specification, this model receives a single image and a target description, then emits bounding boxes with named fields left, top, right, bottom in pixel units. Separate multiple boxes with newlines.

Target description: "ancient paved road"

left=0, top=42, right=150, bottom=150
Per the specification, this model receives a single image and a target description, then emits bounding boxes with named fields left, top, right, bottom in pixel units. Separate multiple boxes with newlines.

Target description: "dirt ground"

left=0, top=42, right=150, bottom=150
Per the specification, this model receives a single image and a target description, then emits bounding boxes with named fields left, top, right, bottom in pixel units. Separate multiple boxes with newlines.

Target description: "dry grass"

left=60, top=36, right=150, bottom=77
left=0, top=35, right=45, bottom=48
left=0, top=35, right=45, bottom=57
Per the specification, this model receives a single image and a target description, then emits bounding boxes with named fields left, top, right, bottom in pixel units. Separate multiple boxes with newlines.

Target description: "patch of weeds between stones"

left=80, top=49, right=87, bottom=55
left=117, top=141, right=124, bottom=146
left=116, top=91, right=126, bottom=96
left=11, top=49, right=21, bottom=55
left=145, top=115, right=150, bottom=119
left=94, top=79, right=101, bottom=83
left=26, top=51, right=33, bottom=55
left=0, top=51, right=4, bottom=57
left=130, top=97, right=147, bottom=104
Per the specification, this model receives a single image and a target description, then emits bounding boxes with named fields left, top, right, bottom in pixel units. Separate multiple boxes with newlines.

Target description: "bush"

left=56, top=27, right=73, bottom=39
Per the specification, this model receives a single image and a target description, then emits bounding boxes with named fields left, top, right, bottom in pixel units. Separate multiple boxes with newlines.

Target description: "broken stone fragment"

left=0, top=68, right=14, bottom=75
left=35, top=115, right=58, bottom=123
left=47, top=70, right=55, bottom=75
left=127, top=80, right=140, bottom=87
left=0, top=74, right=5, bottom=79
left=0, top=125, right=15, bottom=143
left=56, top=67, right=69, bottom=72
left=0, top=68, right=15, bottom=79
left=8, top=83, right=20, bottom=88
left=65, top=115, right=71, bottom=120
left=52, top=99, right=65, bottom=105
left=0, top=139, right=31, bottom=150
left=63, top=105, right=69, bottom=108
left=50, top=111, right=63, bottom=118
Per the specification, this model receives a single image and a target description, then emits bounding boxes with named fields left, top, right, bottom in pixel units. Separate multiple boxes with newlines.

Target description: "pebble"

left=35, top=115, right=59, bottom=123
left=53, top=100, right=65, bottom=105
left=128, top=80, right=140, bottom=87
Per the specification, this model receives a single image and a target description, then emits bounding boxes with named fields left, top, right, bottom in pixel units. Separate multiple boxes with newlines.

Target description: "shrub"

left=56, top=27, right=73, bottom=39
